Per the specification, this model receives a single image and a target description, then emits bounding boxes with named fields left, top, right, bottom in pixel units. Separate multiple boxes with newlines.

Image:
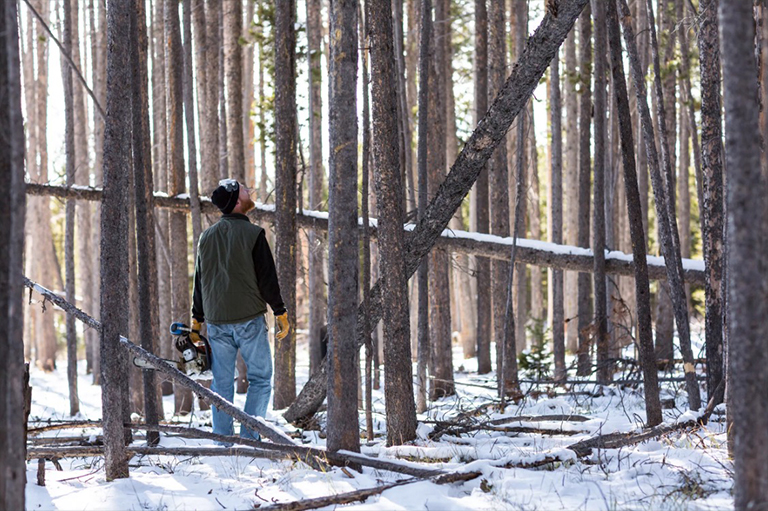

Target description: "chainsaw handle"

left=170, top=322, right=191, bottom=335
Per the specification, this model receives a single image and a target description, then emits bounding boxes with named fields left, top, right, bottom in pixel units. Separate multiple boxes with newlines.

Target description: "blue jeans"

left=207, top=315, right=272, bottom=440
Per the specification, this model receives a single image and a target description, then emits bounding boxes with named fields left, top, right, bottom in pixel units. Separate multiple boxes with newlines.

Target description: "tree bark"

left=473, top=0, right=492, bottom=374
left=166, top=0, right=194, bottom=414
left=698, top=0, right=725, bottom=408
left=576, top=4, right=592, bottom=376
left=224, top=0, right=245, bottom=183
left=201, top=0, right=220, bottom=192
left=131, top=0, right=163, bottom=445
left=306, top=0, right=326, bottom=378
left=283, top=0, right=591, bottom=424
left=326, top=0, right=360, bottom=455
left=101, top=0, right=133, bottom=480
left=369, top=0, right=418, bottom=446
left=427, top=0, right=453, bottom=401
left=0, top=0, right=27, bottom=505
left=563, top=28, right=579, bottom=353
left=606, top=0, right=661, bottom=426
left=183, top=0, right=203, bottom=257
left=273, top=0, right=298, bottom=410
left=550, top=45, right=565, bottom=382
left=720, top=1, right=768, bottom=507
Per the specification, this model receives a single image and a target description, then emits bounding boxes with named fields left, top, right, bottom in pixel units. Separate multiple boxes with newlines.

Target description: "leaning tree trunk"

left=101, top=0, right=132, bottom=480
left=282, top=0, right=591, bottom=425
left=0, top=0, right=27, bottom=505
left=719, top=1, right=768, bottom=508
left=473, top=0, right=492, bottom=375
left=165, top=0, right=194, bottom=414
left=606, top=0, right=662, bottom=426
left=576, top=4, right=593, bottom=376
left=618, top=0, right=700, bottom=410
left=273, top=0, right=298, bottom=410
left=698, top=0, right=725, bottom=408
left=369, top=0, right=418, bottom=445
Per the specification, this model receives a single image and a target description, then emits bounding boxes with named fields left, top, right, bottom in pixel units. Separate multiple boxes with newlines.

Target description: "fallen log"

left=258, top=471, right=481, bottom=511
left=27, top=420, right=103, bottom=435
left=27, top=445, right=311, bottom=462
left=25, top=183, right=705, bottom=286
left=22, top=277, right=295, bottom=446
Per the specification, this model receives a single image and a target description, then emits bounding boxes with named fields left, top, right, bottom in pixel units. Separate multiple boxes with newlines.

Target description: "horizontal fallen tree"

left=25, top=182, right=705, bottom=285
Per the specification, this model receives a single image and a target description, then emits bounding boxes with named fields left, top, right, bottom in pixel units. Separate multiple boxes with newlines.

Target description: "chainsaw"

left=133, top=322, right=213, bottom=379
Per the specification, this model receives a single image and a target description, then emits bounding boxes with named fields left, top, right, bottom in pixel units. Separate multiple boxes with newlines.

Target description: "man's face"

left=238, top=183, right=255, bottom=213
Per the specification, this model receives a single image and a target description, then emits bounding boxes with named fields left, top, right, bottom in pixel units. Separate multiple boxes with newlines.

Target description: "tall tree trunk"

left=183, top=0, right=203, bottom=257
left=605, top=0, right=662, bottom=427
left=592, top=0, right=609, bottom=385
left=393, top=0, right=414, bottom=215
left=224, top=0, right=245, bottom=183
left=0, top=0, right=27, bottom=504
left=273, top=0, right=298, bottom=409
left=576, top=4, right=592, bottom=376
left=720, top=1, right=768, bottom=507
left=489, top=0, right=511, bottom=394
left=326, top=0, right=360, bottom=455
left=415, top=0, right=431, bottom=412
left=101, top=0, right=132, bottom=480
left=166, top=0, right=194, bottom=414
left=618, top=0, right=700, bottom=410
left=369, top=0, right=418, bottom=445
left=132, top=0, right=162, bottom=445
left=152, top=0, right=172, bottom=394
left=63, top=0, right=80, bottom=417
left=244, top=0, right=256, bottom=186
left=473, top=0, right=492, bottom=374
left=563, top=29, right=579, bottom=354
left=307, top=0, right=326, bottom=377
left=698, top=0, right=725, bottom=408
left=406, top=0, right=420, bottom=211
left=428, top=0, right=454, bottom=401
left=549, top=45, right=565, bottom=382
left=201, top=0, right=220, bottom=193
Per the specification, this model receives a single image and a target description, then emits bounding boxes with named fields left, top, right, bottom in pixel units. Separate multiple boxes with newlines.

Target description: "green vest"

left=196, top=216, right=266, bottom=324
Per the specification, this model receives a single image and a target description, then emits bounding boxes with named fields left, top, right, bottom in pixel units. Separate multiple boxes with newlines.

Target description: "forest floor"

left=24, top=332, right=733, bottom=511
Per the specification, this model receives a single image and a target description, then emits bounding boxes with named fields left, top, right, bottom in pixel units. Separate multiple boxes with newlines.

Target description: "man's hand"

left=275, top=313, right=290, bottom=341
left=190, top=318, right=203, bottom=345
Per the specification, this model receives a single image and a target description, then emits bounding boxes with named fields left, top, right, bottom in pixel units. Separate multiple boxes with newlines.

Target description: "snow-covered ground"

left=25, top=337, right=733, bottom=511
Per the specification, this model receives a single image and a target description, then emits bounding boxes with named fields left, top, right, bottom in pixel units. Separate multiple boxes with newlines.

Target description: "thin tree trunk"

left=224, top=0, right=244, bottom=183
left=63, top=0, right=80, bottom=417
left=201, top=0, right=220, bottom=193
left=183, top=0, right=202, bottom=257
left=720, top=1, right=768, bottom=507
left=369, top=0, right=418, bottom=445
left=576, top=4, right=592, bottom=376
left=428, top=0, right=453, bottom=401
left=101, top=0, right=132, bottom=479
left=550, top=47, right=565, bottom=382
left=131, top=0, right=162, bottom=445
left=563, top=29, right=579, bottom=354
left=0, top=0, right=27, bottom=504
left=415, top=0, right=431, bottom=413
left=473, top=0, right=492, bottom=374
left=393, top=0, right=414, bottom=215
left=244, top=0, right=256, bottom=186
left=273, top=0, right=298, bottom=410
left=307, top=0, right=326, bottom=377
left=166, top=0, right=194, bottom=414
left=606, top=0, right=662, bottom=426
left=698, top=0, right=725, bottom=408
left=592, top=0, right=609, bottom=385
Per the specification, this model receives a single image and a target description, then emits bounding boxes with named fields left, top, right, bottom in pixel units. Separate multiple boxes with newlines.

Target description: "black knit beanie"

left=211, top=182, right=240, bottom=214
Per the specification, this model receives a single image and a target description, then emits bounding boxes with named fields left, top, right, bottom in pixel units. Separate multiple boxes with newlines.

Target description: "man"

left=191, top=178, right=290, bottom=440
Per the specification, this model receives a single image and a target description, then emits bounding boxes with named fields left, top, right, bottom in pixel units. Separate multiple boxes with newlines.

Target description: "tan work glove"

left=275, top=312, right=290, bottom=341
left=190, top=318, right=203, bottom=345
